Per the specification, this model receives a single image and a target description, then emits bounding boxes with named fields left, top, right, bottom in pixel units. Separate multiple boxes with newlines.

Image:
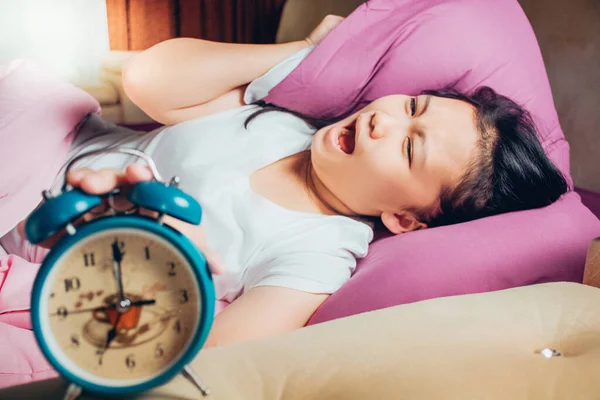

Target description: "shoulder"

left=268, top=215, right=373, bottom=257
left=242, top=216, right=373, bottom=295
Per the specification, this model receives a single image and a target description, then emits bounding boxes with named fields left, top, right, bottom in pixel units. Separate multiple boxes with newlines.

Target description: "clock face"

left=39, top=228, right=201, bottom=387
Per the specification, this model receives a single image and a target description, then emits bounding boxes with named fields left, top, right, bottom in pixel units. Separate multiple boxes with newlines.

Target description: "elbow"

left=121, top=54, right=172, bottom=125
left=121, top=54, right=149, bottom=109
left=121, top=56, right=140, bottom=99
left=121, top=38, right=182, bottom=106
left=121, top=40, right=167, bottom=97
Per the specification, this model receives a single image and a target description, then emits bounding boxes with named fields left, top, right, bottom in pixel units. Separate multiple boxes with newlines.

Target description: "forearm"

left=202, top=287, right=328, bottom=349
left=123, top=38, right=310, bottom=115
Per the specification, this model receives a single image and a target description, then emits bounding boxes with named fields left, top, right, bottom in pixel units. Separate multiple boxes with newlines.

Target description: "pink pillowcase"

left=0, top=60, right=99, bottom=388
left=0, top=60, right=100, bottom=238
left=263, top=0, right=600, bottom=323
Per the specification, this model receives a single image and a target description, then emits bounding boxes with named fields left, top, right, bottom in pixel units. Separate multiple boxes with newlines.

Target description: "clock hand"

left=111, top=239, right=126, bottom=303
left=130, top=299, right=157, bottom=307
left=103, top=297, right=158, bottom=349
left=104, top=312, right=122, bottom=350
left=50, top=299, right=156, bottom=317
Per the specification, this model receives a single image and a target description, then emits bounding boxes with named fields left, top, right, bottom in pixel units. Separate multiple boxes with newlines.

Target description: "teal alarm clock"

left=25, top=148, right=215, bottom=399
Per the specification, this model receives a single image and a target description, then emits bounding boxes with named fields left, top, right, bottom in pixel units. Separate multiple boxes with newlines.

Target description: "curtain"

left=106, top=0, right=287, bottom=51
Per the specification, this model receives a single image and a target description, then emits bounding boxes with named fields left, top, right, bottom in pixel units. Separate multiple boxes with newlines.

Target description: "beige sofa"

left=2, top=282, right=600, bottom=399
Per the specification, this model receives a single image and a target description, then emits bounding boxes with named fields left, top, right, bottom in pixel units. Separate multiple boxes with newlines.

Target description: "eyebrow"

left=421, top=95, right=432, bottom=115
left=415, top=95, right=431, bottom=169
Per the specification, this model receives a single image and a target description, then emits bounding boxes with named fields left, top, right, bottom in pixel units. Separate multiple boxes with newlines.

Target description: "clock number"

left=125, top=354, right=136, bottom=369
left=155, top=343, right=165, bottom=358
left=70, top=334, right=80, bottom=347
left=168, top=262, right=176, bottom=277
left=83, top=252, right=95, bottom=267
left=64, top=277, right=81, bottom=292
left=96, top=349, right=105, bottom=365
left=145, top=246, right=151, bottom=260
left=179, top=289, right=189, bottom=304
left=174, top=319, right=182, bottom=334
left=57, top=306, right=68, bottom=319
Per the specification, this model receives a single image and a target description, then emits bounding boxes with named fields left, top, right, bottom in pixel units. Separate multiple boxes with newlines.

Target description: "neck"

left=296, top=151, right=357, bottom=216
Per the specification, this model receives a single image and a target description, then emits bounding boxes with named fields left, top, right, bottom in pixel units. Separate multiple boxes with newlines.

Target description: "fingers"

left=325, top=14, right=344, bottom=24
left=80, top=169, right=129, bottom=194
left=125, top=164, right=154, bottom=184
left=67, top=165, right=153, bottom=194
left=42, top=165, right=224, bottom=273
left=67, top=168, right=127, bottom=194
left=323, top=15, right=344, bottom=32
left=66, top=167, right=95, bottom=187
left=37, top=165, right=151, bottom=249
left=306, top=14, right=345, bottom=46
left=16, top=220, right=26, bottom=240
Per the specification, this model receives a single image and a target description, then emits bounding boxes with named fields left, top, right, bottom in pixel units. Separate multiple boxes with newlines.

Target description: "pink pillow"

left=0, top=60, right=99, bottom=388
left=0, top=60, right=100, bottom=238
left=262, top=0, right=600, bottom=323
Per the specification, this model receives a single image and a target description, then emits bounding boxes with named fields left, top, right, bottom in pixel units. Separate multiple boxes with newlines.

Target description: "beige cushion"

left=276, top=0, right=365, bottom=43
left=99, top=69, right=153, bottom=125
left=73, top=51, right=154, bottom=125
left=97, top=104, right=123, bottom=125
left=3, top=282, right=600, bottom=399
left=100, top=51, right=140, bottom=75
left=76, top=82, right=119, bottom=106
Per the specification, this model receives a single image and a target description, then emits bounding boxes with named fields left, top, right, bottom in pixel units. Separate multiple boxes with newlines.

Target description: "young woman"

left=16, top=16, right=567, bottom=348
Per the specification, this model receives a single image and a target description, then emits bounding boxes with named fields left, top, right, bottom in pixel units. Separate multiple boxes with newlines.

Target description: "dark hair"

left=244, top=100, right=336, bottom=129
left=413, top=87, right=569, bottom=227
left=245, top=87, right=569, bottom=228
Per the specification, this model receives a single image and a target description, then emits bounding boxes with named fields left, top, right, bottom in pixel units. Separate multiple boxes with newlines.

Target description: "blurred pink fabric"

left=0, top=59, right=100, bottom=388
left=0, top=255, right=58, bottom=388
left=0, top=60, right=100, bottom=238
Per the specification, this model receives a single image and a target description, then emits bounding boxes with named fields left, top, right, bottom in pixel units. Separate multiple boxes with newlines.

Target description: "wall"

left=276, top=0, right=363, bottom=43
left=0, top=0, right=109, bottom=85
left=519, top=0, right=600, bottom=192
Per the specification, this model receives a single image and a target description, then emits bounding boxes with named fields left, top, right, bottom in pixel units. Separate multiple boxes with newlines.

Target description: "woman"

left=16, top=16, right=567, bottom=348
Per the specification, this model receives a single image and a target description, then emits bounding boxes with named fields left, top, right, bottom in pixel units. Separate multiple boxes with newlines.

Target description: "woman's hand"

left=20, top=164, right=224, bottom=275
left=305, top=15, right=345, bottom=46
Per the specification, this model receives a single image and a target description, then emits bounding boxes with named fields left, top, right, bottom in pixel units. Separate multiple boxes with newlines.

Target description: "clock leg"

left=63, top=383, right=82, bottom=400
left=182, top=365, right=211, bottom=397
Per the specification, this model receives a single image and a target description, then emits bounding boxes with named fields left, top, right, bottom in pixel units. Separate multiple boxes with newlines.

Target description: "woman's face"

left=310, top=94, right=480, bottom=233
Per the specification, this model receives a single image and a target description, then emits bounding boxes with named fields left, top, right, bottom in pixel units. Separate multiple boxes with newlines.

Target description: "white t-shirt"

left=148, top=104, right=373, bottom=302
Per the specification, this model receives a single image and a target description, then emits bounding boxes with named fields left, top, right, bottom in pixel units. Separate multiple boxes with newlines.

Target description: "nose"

left=370, top=111, right=407, bottom=140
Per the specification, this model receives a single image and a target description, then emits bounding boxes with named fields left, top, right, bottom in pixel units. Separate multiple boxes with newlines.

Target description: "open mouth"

left=336, top=121, right=356, bottom=154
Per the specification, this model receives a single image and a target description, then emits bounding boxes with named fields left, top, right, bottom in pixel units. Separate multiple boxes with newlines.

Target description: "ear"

left=381, top=211, right=427, bottom=235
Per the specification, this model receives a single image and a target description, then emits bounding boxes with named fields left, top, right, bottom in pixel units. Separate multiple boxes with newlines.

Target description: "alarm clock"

left=25, top=148, right=215, bottom=399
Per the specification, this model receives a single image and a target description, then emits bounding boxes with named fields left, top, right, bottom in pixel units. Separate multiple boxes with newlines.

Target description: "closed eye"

left=407, top=137, right=413, bottom=166
left=410, top=97, right=417, bottom=116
